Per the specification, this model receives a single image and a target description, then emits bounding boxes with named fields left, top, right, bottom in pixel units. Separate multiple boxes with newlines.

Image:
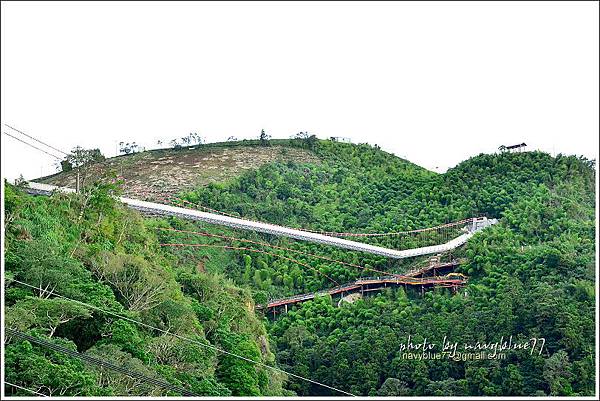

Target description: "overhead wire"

left=3, top=131, right=63, bottom=160
left=6, top=328, right=198, bottom=397
left=160, top=243, right=341, bottom=286
left=10, top=279, right=356, bottom=397
left=3, top=381, right=49, bottom=397
left=5, top=124, right=69, bottom=155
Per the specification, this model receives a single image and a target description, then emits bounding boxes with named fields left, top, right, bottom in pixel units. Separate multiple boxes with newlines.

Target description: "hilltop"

left=36, top=140, right=321, bottom=197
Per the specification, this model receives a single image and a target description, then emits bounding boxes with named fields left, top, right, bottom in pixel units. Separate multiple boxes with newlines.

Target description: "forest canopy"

left=4, top=139, right=596, bottom=396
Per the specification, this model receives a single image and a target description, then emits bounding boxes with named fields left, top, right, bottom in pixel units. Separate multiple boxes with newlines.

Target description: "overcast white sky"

left=1, top=1, right=598, bottom=181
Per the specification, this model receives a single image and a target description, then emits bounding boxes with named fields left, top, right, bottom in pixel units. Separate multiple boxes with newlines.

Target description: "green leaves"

left=91, top=252, right=173, bottom=312
left=84, top=343, right=165, bottom=396
left=543, top=350, right=574, bottom=395
left=7, top=238, right=91, bottom=299
left=5, top=337, right=102, bottom=396
left=216, top=332, right=262, bottom=396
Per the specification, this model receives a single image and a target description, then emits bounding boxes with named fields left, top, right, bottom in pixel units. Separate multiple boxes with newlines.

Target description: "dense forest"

left=3, top=139, right=596, bottom=396
left=4, top=182, right=289, bottom=396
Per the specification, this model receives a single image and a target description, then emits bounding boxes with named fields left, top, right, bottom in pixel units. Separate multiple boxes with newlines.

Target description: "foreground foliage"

left=4, top=183, right=287, bottom=396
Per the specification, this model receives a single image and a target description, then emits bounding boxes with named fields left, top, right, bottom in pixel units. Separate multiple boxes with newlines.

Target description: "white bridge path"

left=25, top=182, right=498, bottom=259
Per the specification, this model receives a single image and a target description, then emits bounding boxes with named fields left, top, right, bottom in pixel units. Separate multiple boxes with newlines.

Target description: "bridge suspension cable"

left=156, top=227, right=401, bottom=278
left=160, top=243, right=341, bottom=286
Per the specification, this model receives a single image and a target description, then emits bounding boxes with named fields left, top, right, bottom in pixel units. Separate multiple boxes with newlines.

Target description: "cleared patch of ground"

left=37, top=145, right=320, bottom=198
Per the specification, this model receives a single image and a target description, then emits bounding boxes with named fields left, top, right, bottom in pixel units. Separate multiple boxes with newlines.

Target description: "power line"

left=4, top=381, right=49, bottom=397
left=4, top=124, right=68, bottom=155
left=6, top=328, right=199, bottom=397
left=3, top=131, right=63, bottom=160
left=10, top=279, right=355, bottom=396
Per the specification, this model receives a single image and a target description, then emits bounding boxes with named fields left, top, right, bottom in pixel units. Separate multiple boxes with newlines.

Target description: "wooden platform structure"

left=257, top=259, right=466, bottom=316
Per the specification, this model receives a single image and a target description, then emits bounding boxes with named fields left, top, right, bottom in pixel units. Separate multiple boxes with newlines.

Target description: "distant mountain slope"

left=181, top=140, right=437, bottom=232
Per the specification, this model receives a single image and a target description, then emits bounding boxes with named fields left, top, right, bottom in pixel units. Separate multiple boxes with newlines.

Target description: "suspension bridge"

left=24, top=181, right=497, bottom=259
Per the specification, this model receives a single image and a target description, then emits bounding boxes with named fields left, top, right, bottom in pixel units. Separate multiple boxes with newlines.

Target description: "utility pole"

left=75, top=168, right=80, bottom=193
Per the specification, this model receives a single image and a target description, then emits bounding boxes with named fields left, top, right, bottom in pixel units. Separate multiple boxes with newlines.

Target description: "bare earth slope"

left=37, top=144, right=320, bottom=197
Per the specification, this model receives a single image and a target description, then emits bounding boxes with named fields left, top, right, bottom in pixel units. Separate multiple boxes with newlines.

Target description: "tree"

left=62, top=146, right=105, bottom=190
left=543, top=350, right=574, bottom=395
left=294, top=132, right=309, bottom=140
left=7, top=298, right=91, bottom=337
left=242, top=254, right=252, bottom=283
left=305, top=134, right=318, bottom=150
left=85, top=344, right=166, bottom=396
left=426, top=378, right=467, bottom=396
left=7, top=238, right=93, bottom=300
left=186, top=132, right=203, bottom=145
left=102, top=320, right=148, bottom=361
left=293, top=132, right=317, bottom=149
left=282, top=324, right=312, bottom=350
left=502, top=364, right=524, bottom=395
left=259, top=129, right=271, bottom=147
left=60, top=159, right=73, bottom=172
left=216, top=333, right=262, bottom=396
left=119, top=142, right=142, bottom=155
left=146, top=334, right=214, bottom=374
left=4, top=337, right=102, bottom=396
left=91, top=252, right=171, bottom=312
left=5, top=302, right=37, bottom=338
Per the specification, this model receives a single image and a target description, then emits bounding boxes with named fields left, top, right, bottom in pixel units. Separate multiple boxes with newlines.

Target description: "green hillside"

left=4, top=139, right=596, bottom=396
